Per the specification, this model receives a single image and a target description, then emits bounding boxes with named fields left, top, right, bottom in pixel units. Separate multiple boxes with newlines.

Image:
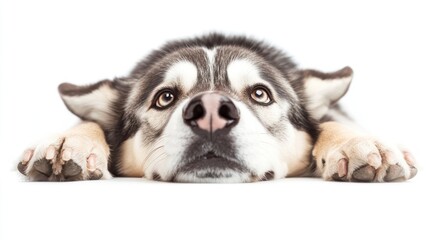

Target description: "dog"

left=17, top=33, right=417, bottom=182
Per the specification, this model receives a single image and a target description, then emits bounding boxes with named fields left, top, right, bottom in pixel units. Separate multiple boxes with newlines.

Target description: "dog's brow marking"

left=164, top=61, right=198, bottom=92
left=227, top=59, right=261, bottom=92
left=203, top=48, right=216, bottom=89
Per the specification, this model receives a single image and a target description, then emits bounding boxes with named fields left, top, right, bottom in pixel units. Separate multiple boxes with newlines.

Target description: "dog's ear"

left=300, top=66, right=353, bottom=120
left=58, top=80, right=120, bottom=128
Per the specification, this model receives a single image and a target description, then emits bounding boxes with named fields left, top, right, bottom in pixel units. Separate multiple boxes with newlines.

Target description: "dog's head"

left=58, top=34, right=352, bottom=182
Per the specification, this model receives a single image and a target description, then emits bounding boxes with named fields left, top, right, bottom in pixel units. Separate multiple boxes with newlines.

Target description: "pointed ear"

left=301, top=66, right=353, bottom=120
left=58, top=80, right=120, bottom=128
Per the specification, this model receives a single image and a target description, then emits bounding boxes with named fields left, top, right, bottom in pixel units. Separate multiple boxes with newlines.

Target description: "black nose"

left=183, top=92, right=240, bottom=132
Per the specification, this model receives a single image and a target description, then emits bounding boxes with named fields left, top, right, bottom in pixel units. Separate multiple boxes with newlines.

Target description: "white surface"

left=1, top=1, right=428, bottom=239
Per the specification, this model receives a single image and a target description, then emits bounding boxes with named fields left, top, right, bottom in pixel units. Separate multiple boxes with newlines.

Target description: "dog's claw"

left=337, top=158, right=348, bottom=178
left=62, top=148, right=72, bottom=161
left=367, top=153, right=382, bottom=168
left=87, top=154, right=97, bottom=171
left=23, top=149, right=34, bottom=163
left=86, top=154, right=103, bottom=180
left=45, top=146, right=56, bottom=160
left=403, top=151, right=416, bottom=166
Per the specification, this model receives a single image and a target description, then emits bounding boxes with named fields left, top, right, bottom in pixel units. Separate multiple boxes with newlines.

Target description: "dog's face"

left=125, top=46, right=310, bottom=182
left=59, top=34, right=353, bottom=182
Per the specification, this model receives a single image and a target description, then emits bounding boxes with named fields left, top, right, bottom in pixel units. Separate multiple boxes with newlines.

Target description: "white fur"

left=174, top=169, right=252, bottom=183
left=322, top=136, right=411, bottom=181
left=253, top=102, right=285, bottom=127
left=122, top=58, right=312, bottom=182
left=304, top=77, right=352, bottom=120
left=203, top=48, right=216, bottom=88
left=231, top=101, right=287, bottom=180
left=62, top=84, right=118, bottom=127
left=151, top=100, right=194, bottom=179
left=227, top=59, right=261, bottom=92
left=134, top=98, right=311, bottom=182
left=280, top=130, right=313, bottom=176
left=163, top=61, right=198, bottom=92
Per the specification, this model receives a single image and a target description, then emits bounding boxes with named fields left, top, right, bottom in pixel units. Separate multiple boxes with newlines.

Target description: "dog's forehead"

left=132, top=45, right=292, bottom=107
left=161, top=46, right=270, bottom=88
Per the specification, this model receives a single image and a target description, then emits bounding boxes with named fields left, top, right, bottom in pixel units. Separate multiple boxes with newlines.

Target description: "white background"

left=1, top=0, right=428, bottom=239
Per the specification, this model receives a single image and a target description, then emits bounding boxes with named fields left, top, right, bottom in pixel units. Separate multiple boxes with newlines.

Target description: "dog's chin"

left=173, top=171, right=252, bottom=183
left=173, top=155, right=252, bottom=183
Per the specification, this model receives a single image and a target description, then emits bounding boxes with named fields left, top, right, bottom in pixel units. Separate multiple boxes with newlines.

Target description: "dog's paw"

left=18, top=134, right=111, bottom=181
left=322, top=137, right=417, bottom=182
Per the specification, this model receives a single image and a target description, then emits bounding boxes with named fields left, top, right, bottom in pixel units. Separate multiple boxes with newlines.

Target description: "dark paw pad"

left=33, top=159, right=53, bottom=176
left=261, top=171, right=275, bottom=181
left=351, top=165, right=376, bottom=182
left=62, top=160, right=82, bottom=178
left=331, top=173, right=347, bottom=181
left=17, top=162, right=28, bottom=175
left=88, top=169, right=103, bottom=180
left=384, top=164, right=405, bottom=182
left=26, top=159, right=53, bottom=181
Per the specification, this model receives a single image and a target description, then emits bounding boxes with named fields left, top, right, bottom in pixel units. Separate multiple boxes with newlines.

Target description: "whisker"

left=142, top=145, right=165, bottom=170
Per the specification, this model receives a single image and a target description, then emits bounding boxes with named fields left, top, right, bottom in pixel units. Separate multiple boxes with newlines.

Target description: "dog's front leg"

left=312, top=122, right=417, bottom=182
left=18, top=121, right=111, bottom=181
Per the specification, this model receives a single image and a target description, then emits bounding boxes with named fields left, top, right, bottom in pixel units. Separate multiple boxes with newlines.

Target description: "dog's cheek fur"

left=230, top=101, right=286, bottom=179
left=144, top=101, right=194, bottom=180
left=119, top=97, right=314, bottom=181
left=250, top=100, right=291, bottom=139
left=117, top=131, right=146, bottom=177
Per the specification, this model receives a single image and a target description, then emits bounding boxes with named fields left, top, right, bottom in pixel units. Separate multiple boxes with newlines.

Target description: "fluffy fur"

left=18, top=33, right=417, bottom=183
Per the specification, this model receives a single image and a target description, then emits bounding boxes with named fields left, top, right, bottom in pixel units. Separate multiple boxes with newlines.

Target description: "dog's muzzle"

left=172, top=92, right=250, bottom=182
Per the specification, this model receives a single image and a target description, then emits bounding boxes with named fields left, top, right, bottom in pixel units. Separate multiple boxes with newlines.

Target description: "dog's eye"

left=250, top=86, right=272, bottom=105
left=155, top=90, right=175, bottom=109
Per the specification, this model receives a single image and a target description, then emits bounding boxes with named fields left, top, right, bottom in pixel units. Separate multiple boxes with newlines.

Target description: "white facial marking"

left=280, top=129, right=313, bottom=176
left=141, top=97, right=305, bottom=182
left=227, top=59, right=298, bottom=101
left=174, top=170, right=252, bottom=183
left=121, top=57, right=313, bottom=182
left=154, top=100, right=193, bottom=179
left=164, top=61, right=198, bottom=92
left=231, top=101, right=286, bottom=179
left=227, top=59, right=261, bottom=92
left=203, top=48, right=216, bottom=88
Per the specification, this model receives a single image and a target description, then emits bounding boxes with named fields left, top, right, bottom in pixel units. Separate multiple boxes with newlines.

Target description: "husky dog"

left=18, top=34, right=417, bottom=182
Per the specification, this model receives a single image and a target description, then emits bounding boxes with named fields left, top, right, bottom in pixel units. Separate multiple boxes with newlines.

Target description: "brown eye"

left=156, top=91, right=175, bottom=108
left=250, top=87, right=272, bottom=105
